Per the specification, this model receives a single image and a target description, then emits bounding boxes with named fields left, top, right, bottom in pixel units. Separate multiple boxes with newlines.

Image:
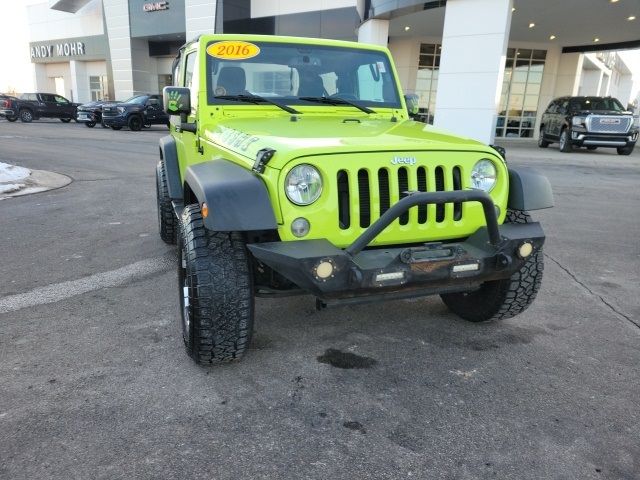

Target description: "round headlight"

left=285, top=164, right=322, bottom=205
left=471, top=159, right=497, bottom=192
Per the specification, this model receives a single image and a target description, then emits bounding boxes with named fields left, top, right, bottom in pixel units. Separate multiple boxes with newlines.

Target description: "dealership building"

left=27, top=0, right=640, bottom=143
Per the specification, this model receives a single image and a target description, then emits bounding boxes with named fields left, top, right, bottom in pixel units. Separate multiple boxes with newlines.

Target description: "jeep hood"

left=202, top=115, right=491, bottom=170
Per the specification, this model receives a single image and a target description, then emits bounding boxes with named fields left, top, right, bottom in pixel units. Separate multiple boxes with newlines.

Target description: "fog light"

left=375, top=271, right=405, bottom=282
left=518, top=241, right=533, bottom=258
left=291, top=217, right=310, bottom=237
left=452, top=263, right=480, bottom=273
left=315, top=260, right=334, bottom=279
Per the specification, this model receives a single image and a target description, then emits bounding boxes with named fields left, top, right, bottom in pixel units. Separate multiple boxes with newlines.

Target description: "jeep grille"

left=336, top=165, right=463, bottom=230
left=586, top=115, right=632, bottom=134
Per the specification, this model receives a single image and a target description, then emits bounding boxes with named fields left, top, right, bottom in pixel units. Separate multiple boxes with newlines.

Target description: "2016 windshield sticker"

left=207, top=41, right=260, bottom=60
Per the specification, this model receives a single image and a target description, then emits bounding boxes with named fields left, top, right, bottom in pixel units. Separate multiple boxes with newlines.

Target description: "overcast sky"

left=1, top=0, right=639, bottom=103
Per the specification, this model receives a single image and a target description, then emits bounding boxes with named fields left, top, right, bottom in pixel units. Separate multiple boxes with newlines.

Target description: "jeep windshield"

left=569, top=97, right=625, bottom=112
left=206, top=40, right=401, bottom=110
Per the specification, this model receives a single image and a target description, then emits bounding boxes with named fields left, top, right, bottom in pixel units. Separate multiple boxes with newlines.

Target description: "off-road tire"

left=60, top=118, right=71, bottom=123
left=178, top=205, right=254, bottom=365
left=537, top=127, right=550, bottom=148
left=440, top=209, right=544, bottom=322
left=156, top=160, right=177, bottom=244
left=111, top=126, right=122, bottom=130
left=617, top=145, right=634, bottom=156
left=559, top=128, right=572, bottom=152
left=128, top=115, right=142, bottom=131
left=85, top=121, right=96, bottom=128
left=6, top=115, right=17, bottom=122
left=19, top=109, right=33, bottom=123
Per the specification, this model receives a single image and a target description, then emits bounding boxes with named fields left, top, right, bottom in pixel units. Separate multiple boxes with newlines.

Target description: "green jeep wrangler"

left=156, top=34, right=553, bottom=365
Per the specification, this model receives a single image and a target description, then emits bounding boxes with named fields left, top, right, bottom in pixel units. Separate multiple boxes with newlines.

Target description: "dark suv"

left=539, top=96, right=638, bottom=155
left=101, top=94, right=169, bottom=131
left=76, top=99, right=119, bottom=128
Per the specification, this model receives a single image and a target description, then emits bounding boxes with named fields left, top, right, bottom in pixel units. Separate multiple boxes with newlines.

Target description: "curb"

left=0, top=169, right=72, bottom=200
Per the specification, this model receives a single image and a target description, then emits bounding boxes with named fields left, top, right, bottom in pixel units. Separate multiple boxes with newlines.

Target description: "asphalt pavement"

left=0, top=119, right=638, bottom=480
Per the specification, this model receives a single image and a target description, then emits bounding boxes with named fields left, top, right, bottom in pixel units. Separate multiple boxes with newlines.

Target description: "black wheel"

left=586, top=146, right=597, bottom=150
left=111, top=126, right=122, bottom=130
left=178, top=205, right=254, bottom=364
left=617, top=145, right=634, bottom=156
left=559, top=128, right=572, bottom=152
left=60, top=118, right=71, bottom=123
left=6, top=115, right=17, bottom=122
left=156, top=160, right=177, bottom=244
left=128, top=115, right=142, bottom=131
left=440, top=209, right=544, bottom=322
left=85, top=121, right=96, bottom=128
left=537, top=127, right=550, bottom=148
left=19, top=109, right=33, bottom=123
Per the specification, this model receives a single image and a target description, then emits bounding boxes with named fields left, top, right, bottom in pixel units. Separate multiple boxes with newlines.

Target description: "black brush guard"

left=248, top=191, right=545, bottom=303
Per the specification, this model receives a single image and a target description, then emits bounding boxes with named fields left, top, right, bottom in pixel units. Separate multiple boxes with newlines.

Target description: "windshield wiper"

left=214, top=94, right=301, bottom=114
left=298, top=96, right=375, bottom=114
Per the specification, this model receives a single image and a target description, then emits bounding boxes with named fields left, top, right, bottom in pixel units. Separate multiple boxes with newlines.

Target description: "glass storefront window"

left=89, top=75, right=108, bottom=101
left=496, top=49, right=546, bottom=138
left=414, top=43, right=441, bottom=124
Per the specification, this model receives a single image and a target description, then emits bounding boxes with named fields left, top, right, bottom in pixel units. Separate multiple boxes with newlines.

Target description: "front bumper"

left=77, top=111, right=98, bottom=122
left=572, top=129, right=638, bottom=147
left=102, top=115, right=127, bottom=127
left=0, top=109, right=15, bottom=117
left=248, top=191, right=545, bottom=303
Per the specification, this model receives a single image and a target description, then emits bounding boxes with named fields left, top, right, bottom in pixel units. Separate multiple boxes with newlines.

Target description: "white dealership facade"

left=27, top=0, right=639, bottom=143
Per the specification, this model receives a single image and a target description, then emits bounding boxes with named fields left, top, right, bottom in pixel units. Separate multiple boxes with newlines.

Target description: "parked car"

left=539, top=96, right=638, bottom=155
left=0, top=94, right=19, bottom=122
left=76, top=99, right=119, bottom=128
left=101, top=94, right=169, bottom=131
left=17, top=93, right=80, bottom=123
left=156, top=34, right=553, bottom=365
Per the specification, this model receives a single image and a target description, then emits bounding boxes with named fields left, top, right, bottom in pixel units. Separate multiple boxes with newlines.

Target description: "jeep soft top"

left=154, top=34, right=553, bottom=365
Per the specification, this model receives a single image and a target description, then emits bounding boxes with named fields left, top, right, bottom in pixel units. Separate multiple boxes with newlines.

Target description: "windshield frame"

left=205, top=40, right=402, bottom=110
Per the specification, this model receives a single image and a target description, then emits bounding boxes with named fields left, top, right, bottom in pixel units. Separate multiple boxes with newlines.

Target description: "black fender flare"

left=508, top=167, right=554, bottom=211
left=184, top=159, right=278, bottom=231
left=159, top=135, right=183, bottom=201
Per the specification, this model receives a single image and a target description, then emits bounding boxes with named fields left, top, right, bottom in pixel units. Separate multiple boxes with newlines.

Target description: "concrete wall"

left=433, top=0, right=513, bottom=143
left=103, top=0, right=134, bottom=99
left=185, top=0, right=218, bottom=39
left=250, top=0, right=355, bottom=18
left=27, top=0, right=103, bottom=42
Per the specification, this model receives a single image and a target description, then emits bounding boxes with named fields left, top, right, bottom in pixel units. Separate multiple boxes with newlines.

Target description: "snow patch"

left=0, top=183, right=25, bottom=194
left=0, top=162, right=31, bottom=182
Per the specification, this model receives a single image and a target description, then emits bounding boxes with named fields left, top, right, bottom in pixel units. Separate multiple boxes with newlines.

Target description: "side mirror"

left=163, top=86, right=191, bottom=115
left=404, top=94, right=420, bottom=117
